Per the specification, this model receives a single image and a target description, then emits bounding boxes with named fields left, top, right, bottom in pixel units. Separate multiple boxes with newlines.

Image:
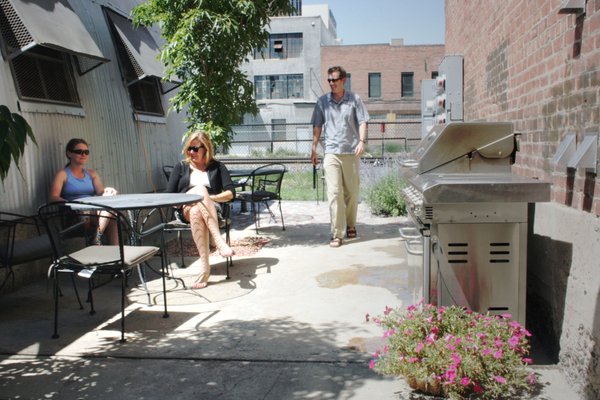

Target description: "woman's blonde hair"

left=182, top=131, right=214, bottom=165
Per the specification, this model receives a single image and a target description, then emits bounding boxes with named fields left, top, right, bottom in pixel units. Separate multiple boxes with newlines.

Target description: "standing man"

left=311, top=66, right=370, bottom=248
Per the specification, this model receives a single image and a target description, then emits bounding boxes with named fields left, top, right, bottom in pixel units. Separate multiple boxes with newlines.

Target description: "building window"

left=9, top=46, right=80, bottom=106
left=431, top=71, right=439, bottom=79
left=254, top=33, right=303, bottom=59
left=401, top=72, right=414, bottom=97
left=344, top=73, right=352, bottom=92
left=106, top=8, right=164, bottom=116
left=255, top=74, right=304, bottom=100
left=368, top=73, right=381, bottom=98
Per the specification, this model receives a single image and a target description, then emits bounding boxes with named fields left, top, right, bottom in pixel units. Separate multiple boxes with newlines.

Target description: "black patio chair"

left=236, top=163, right=287, bottom=234
left=38, top=201, right=168, bottom=342
left=0, top=212, right=82, bottom=301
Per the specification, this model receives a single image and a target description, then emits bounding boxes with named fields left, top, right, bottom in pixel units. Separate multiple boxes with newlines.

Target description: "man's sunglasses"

left=70, top=149, right=90, bottom=155
left=327, top=77, right=342, bottom=83
left=187, top=145, right=206, bottom=152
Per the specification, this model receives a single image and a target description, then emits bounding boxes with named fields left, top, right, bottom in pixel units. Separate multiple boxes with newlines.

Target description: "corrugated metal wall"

left=0, top=0, right=185, bottom=214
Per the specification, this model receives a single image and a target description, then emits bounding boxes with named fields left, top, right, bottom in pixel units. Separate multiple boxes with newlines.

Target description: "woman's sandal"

left=329, top=237, right=342, bottom=248
left=346, top=227, right=357, bottom=238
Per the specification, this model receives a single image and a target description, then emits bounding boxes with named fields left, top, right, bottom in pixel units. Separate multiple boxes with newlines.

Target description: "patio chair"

left=0, top=212, right=82, bottom=302
left=161, top=164, right=233, bottom=276
left=38, top=201, right=167, bottom=342
left=236, top=163, right=287, bottom=234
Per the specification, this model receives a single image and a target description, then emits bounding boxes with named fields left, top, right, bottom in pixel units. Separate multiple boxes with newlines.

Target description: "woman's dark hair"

left=65, top=138, right=88, bottom=166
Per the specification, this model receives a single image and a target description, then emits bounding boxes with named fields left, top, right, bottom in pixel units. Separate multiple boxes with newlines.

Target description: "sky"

left=301, top=0, right=445, bottom=45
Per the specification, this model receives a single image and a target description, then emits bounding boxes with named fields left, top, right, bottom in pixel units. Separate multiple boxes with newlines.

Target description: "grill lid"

left=406, top=122, right=516, bottom=174
left=401, top=122, right=551, bottom=205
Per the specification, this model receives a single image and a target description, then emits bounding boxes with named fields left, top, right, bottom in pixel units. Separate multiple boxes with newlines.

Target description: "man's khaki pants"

left=323, top=153, right=360, bottom=240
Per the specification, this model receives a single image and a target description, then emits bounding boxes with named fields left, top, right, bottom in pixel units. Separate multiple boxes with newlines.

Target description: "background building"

left=321, top=41, right=445, bottom=121
left=445, top=0, right=600, bottom=398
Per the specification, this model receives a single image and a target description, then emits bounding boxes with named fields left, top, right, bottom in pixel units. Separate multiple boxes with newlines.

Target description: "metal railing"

left=225, top=121, right=422, bottom=159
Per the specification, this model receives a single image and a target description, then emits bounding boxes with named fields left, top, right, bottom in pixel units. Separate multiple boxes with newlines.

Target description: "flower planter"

left=369, top=303, right=537, bottom=399
left=405, top=375, right=444, bottom=397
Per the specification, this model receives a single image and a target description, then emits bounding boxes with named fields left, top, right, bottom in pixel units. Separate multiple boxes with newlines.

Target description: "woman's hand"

left=103, top=187, right=118, bottom=196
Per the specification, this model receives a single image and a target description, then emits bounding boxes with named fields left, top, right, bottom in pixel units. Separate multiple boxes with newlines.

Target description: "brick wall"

left=445, top=1, right=600, bottom=398
left=446, top=0, right=600, bottom=214
left=321, top=43, right=445, bottom=118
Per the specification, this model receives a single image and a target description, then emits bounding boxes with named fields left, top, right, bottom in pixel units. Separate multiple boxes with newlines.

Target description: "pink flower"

left=460, top=376, right=471, bottom=386
left=426, top=333, right=437, bottom=344
left=494, top=376, right=506, bottom=384
left=527, top=372, right=537, bottom=385
left=383, top=345, right=389, bottom=353
left=451, top=352, right=462, bottom=366
left=408, top=357, right=419, bottom=363
left=383, top=328, right=395, bottom=338
left=522, top=357, right=532, bottom=364
left=415, top=342, right=424, bottom=353
left=373, top=350, right=381, bottom=358
left=508, top=335, right=520, bottom=348
left=443, top=367, right=457, bottom=383
left=384, top=306, right=393, bottom=316
left=494, top=349, right=503, bottom=359
left=494, top=337, right=503, bottom=348
left=473, top=382, right=484, bottom=393
left=500, top=313, right=513, bottom=319
left=369, top=359, right=375, bottom=369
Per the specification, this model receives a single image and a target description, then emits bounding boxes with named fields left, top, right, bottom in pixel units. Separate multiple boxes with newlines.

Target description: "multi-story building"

left=237, top=4, right=339, bottom=153
left=320, top=40, right=445, bottom=122
left=238, top=3, right=444, bottom=154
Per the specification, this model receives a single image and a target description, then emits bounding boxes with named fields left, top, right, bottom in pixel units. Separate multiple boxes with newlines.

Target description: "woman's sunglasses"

left=187, top=145, right=206, bottom=153
left=70, top=149, right=90, bottom=155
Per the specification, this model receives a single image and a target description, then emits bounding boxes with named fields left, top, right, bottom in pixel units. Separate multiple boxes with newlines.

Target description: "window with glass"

left=431, top=71, right=439, bottom=79
left=368, top=73, right=381, bottom=98
left=344, top=73, right=352, bottom=92
left=255, top=74, right=304, bottom=100
left=401, top=72, right=414, bottom=97
left=254, top=33, right=302, bottom=59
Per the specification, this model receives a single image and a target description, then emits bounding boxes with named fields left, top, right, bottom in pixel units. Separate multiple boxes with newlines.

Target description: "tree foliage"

left=0, top=105, right=36, bottom=183
left=132, top=0, right=294, bottom=148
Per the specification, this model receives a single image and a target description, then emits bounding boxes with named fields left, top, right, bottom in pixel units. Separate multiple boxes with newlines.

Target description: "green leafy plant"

left=363, top=169, right=406, bottom=216
left=132, top=0, right=295, bottom=148
left=369, top=303, right=537, bottom=399
left=0, top=105, right=36, bottom=182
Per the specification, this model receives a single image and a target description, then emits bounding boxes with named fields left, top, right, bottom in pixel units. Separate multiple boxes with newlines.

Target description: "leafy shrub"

left=363, top=169, right=406, bottom=216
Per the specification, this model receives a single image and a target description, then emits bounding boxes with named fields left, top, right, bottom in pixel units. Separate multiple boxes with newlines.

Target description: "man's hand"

left=355, top=141, right=365, bottom=156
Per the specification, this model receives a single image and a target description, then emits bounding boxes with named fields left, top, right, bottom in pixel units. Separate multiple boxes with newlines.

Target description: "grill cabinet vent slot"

left=489, top=242, right=511, bottom=263
left=425, top=206, right=434, bottom=219
left=447, top=242, right=468, bottom=264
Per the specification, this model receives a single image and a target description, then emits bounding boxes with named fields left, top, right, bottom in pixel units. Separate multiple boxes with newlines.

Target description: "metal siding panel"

left=0, top=0, right=184, bottom=214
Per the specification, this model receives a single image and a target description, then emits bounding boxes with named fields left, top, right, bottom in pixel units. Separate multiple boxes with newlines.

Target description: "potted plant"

left=0, top=104, right=36, bottom=183
left=369, top=302, right=538, bottom=399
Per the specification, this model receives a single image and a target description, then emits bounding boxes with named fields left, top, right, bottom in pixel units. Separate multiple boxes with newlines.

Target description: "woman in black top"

left=166, top=131, right=235, bottom=289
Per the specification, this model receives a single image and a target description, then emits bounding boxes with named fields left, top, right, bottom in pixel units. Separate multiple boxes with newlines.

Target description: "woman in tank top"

left=49, top=138, right=118, bottom=244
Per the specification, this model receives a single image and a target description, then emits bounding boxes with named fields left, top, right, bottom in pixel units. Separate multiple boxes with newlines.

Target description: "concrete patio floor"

left=0, top=201, right=581, bottom=399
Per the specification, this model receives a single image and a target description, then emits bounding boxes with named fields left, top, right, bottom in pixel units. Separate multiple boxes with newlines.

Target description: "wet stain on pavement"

left=315, top=264, right=422, bottom=302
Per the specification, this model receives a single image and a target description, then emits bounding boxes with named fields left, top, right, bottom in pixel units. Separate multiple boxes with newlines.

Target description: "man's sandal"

left=346, top=227, right=357, bottom=238
left=329, top=237, right=343, bottom=248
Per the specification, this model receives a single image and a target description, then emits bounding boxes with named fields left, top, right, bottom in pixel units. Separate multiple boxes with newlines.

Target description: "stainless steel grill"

left=400, top=122, right=550, bottom=324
